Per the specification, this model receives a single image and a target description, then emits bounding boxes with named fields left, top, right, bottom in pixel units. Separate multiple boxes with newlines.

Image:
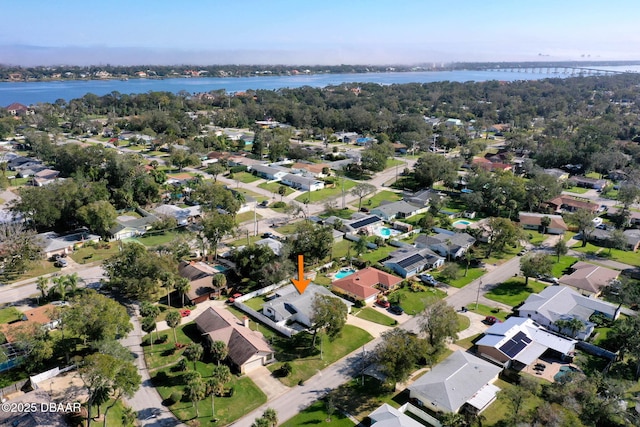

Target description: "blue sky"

left=2, top=0, right=639, bottom=65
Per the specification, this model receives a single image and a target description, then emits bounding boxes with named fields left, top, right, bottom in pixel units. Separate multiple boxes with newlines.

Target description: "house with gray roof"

left=262, top=284, right=351, bottom=328
left=518, top=285, right=621, bottom=340
left=409, top=350, right=502, bottom=414
left=152, top=204, right=200, bottom=226
left=194, top=307, right=274, bottom=373
left=587, top=228, right=640, bottom=252
left=383, top=247, right=444, bottom=278
left=415, top=229, right=475, bottom=259
left=403, top=189, right=444, bottom=207
left=476, top=317, right=576, bottom=369
left=371, top=200, right=424, bottom=221
left=281, top=173, right=325, bottom=191
left=109, top=210, right=159, bottom=241
left=343, top=214, right=384, bottom=234
left=36, top=230, right=101, bottom=259
left=368, top=404, right=424, bottom=427
left=255, top=237, right=283, bottom=256
left=249, top=164, right=289, bottom=181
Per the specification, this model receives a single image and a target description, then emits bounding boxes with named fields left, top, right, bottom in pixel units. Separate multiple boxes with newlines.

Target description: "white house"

left=281, top=173, right=325, bottom=192
left=415, top=229, right=476, bottom=259
left=249, top=164, right=289, bottom=181
left=518, top=285, right=621, bottom=340
left=371, top=201, right=423, bottom=221
left=409, top=350, right=502, bottom=414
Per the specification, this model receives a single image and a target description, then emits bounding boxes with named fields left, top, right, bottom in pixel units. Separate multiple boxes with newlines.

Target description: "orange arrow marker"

left=291, top=254, right=311, bottom=294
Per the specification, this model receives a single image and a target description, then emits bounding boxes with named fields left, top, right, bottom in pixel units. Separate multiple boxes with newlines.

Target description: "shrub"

left=176, top=358, right=187, bottom=372
left=168, top=391, right=182, bottom=405
left=142, top=335, right=152, bottom=346
left=279, top=362, right=292, bottom=377
left=227, top=387, right=234, bottom=397
left=229, top=165, right=247, bottom=174
left=354, top=299, right=366, bottom=308
left=156, top=334, right=168, bottom=344
left=271, top=201, right=286, bottom=208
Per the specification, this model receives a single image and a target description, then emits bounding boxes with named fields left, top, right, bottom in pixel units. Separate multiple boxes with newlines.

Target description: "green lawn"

left=332, top=239, right=352, bottom=259
left=524, top=230, right=546, bottom=246
left=274, top=223, right=299, bottom=235
left=143, top=322, right=202, bottom=371
left=361, top=190, right=403, bottom=209
left=258, top=181, right=294, bottom=196
left=267, top=325, right=373, bottom=387
left=571, top=242, right=640, bottom=267
left=126, top=230, right=185, bottom=247
left=389, top=286, right=447, bottom=315
left=564, top=186, right=589, bottom=194
left=550, top=255, right=579, bottom=278
left=457, top=313, right=471, bottom=332
left=485, top=278, right=547, bottom=307
left=0, top=307, right=22, bottom=324
left=353, top=307, right=396, bottom=326
left=481, top=379, right=546, bottom=426
left=233, top=187, right=269, bottom=203
left=466, top=303, right=510, bottom=321
left=281, top=400, right=355, bottom=427
left=236, top=210, right=262, bottom=223
left=320, top=208, right=355, bottom=219
left=385, top=158, right=406, bottom=169
left=456, top=333, right=482, bottom=350
left=361, top=245, right=398, bottom=264
left=5, top=260, right=58, bottom=284
left=70, top=243, right=121, bottom=264
left=227, top=234, right=262, bottom=247
left=233, top=171, right=261, bottom=183
left=295, top=180, right=357, bottom=203
left=436, top=267, right=485, bottom=288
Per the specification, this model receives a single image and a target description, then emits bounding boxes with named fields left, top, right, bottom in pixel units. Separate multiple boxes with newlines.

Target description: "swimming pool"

left=335, top=268, right=356, bottom=279
left=376, top=227, right=401, bottom=238
left=452, top=220, right=472, bottom=229
left=213, top=265, right=228, bottom=273
left=553, top=365, right=580, bottom=382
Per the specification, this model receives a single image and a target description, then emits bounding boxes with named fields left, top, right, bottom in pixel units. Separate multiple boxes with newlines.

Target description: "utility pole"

left=475, top=280, right=483, bottom=310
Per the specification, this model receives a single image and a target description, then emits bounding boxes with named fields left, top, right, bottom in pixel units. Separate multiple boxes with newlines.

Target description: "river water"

left=0, top=68, right=597, bottom=106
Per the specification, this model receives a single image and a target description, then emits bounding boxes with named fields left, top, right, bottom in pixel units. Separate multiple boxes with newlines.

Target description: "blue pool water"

left=213, top=265, right=228, bottom=273
left=335, top=268, right=356, bottom=279
left=452, top=220, right=471, bottom=228
left=380, top=227, right=391, bottom=237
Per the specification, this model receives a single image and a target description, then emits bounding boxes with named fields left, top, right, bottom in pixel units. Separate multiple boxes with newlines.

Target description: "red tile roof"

left=332, top=267, right=402, bottom=300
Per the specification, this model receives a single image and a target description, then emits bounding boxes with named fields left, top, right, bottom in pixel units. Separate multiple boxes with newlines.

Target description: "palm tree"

left=262, top=408, right=278, bottom=427
left=554, top=317, right=584, bottom=338
left=36, top=276, right=49, bottom=301
left=174, top=277, right=191, bottom=308
left=163, top=273, right=175, bottom=307
left=553, top=239, right=568, bottom=262
left=64, top=273, right=79, bottom=297
left=121, top=407, right=136, bottom=427
left=540, top=216, right=551, bottom=235
left=209, top=340, right=228, bottom=365
left=183, top=342, right=204, bottom=370
left=51, top=276, right=67, bottom=301
left=141, top=316, right=157, bottom=349
left=211, top=273, right=227, bottom=298
left=354, top=237, right=368, bottom=257
left=165, top=310, right=181, bottom=343
left=186, top=374, right=205, bottom=418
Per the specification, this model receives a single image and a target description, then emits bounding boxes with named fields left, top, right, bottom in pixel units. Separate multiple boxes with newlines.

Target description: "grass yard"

left=143, top=322, right=203, bottom=370
left=267, top=325, right=372, bottom=387
left=233, top=187, right=269, bottom=203
left=353, top=307, right=396, bottom=326
left=70, top=243, right=120, bottom=264
left=280, top=400, right=355, bottom=427
left=466, top=303, right=510, bottom=321
left=320, top=208, right=355, bottom=219
left=436, top=267, right=485, bottom=288
left=236, top=210, right=262, bottom=223
left=550, top=255, right=579, bottom=278
left=274, top=223, right=299, bottom=235
left=360, top=244, right=398, bottom=264
left=0, top=307, right=22, bottom=324
left=485, top=278, right=547, bottom=307
left=457, top=313, right=471, bottom=331
left=389, top=286, right=447, bottom=315
left=524, top=230, right=547, bottom=246
left=571, top=242, right=640, bottom=267
left=564, top=186, right=589, bottom=194
left=456, top=333, right=482, bottom=350
left=5, top=260, right=58, bottom=284
left=154, top=367, right=266, bottom=426
left=258, top=181, right=294, bottom=196
left=232, top=171, right=261, bottom=183
left=227, top=234, right=262, bottom=247
left=126, top=230, right=185, bottom=248
left=481, top=379, right=546, bottom=426
left=294, top=180, right=357, bottom=203
left=385, top=158, right=406, bottom=169
left=361, top=190, right=403, bottom=209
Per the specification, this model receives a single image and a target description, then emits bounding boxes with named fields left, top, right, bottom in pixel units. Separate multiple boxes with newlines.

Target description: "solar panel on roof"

left=499, top=332, right=533, bottom=358
left=397, top=254, right=425, bottom=268
left=350, top=216, right=382, bottom=229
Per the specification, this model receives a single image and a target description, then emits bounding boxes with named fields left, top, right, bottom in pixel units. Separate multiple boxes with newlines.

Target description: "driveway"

left=245, top=365, right=290, bottom=401
left=121, top=304, right=186, bottom=427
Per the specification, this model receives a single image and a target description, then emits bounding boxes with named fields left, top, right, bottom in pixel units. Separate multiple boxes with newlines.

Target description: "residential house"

left=152, top=204, right=200, bottom=226
left=383, top=247, right=444, bottom=278
left=177, top=261, right=220, bottom=304
left=255, top=237, right=283, bottom=256
left=333, top=131, right=360, bottom=143
left=607, top=207, right=640, bottom=226
left=249, top=164, right=289, bottom=181
left=476, top=317, right=576, bottom=369
left=368, top=404, right=424, bottom=427
left=472, top=157, right=513, bottom=172
left=227, top=155, right=264, bottom=169
left=542, top=168, right=570, bottom=181
left=36, top=230, right=100, bottom=259
left=281, top=173, right=325, bottom=192
left=415, top=229, right=476, bottom=259
left=31, top=168, right=60, bottom=186
left=559, top=261, right=620, bottom=295
left=343, top=215, right=384, bottom=235
left=0, top=390, right=68, bottom=426
left=6, top=155, right=32, bottom=171
left=371, top=201, right=423, bottom=221
left=403, top=189, right=443, bottom=207
left=587, top=228, right=640, bottom=252
left=20, top=304, right=61, bottom=330
left=5, top=102, right=30, bottom=116
left=0, top=209, right=23, bottom=225
left=568, top=176, right=607, bottom=191
left=409, top=350, right=502, bottom=415
left=109, top=210, right=159, bottom=241
left=518, top=285, right=621, bottom=340
left=291, top=162, right=330, bottom=177
left=545, top=195, right=598, bottom=214
left=518, top=212, right=568, bottom=235
left=331, top=267, right=402, bottom=305
left=262, top=284, right=351, bottom=328
left=194, top=307, right=274, bottom=373
left=445, top=118, right=463, bottom=127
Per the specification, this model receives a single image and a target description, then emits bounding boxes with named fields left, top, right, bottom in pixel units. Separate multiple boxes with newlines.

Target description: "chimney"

left=243, top=316, right=250, bottom=328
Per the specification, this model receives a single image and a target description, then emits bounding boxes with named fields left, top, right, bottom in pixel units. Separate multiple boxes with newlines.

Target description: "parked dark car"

left=389, top=305, right=404, bottom=315
left=484, top=316, right=498, bottom=325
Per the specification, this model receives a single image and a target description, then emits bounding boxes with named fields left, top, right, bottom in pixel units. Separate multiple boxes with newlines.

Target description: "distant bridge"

left=478, top=66, right=635, bottom=76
